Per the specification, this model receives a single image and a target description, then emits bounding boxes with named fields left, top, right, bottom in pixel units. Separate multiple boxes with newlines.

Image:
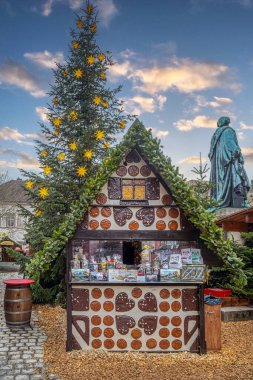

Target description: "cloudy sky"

left=0, top=0, right=253, bottom=182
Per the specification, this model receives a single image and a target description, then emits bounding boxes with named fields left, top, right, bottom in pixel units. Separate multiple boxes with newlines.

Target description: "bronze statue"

left=209, top=116, right=250, bottom=208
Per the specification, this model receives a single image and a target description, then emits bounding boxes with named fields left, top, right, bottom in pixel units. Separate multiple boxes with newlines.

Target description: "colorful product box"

left=160, top=269, right=180, bottom=281
left=181, top=265, right=205, bottom=281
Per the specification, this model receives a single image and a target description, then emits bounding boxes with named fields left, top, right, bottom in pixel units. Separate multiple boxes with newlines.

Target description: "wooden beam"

left=245, top=213, right=253, bottom=224
left=221, top=222, right=248, bottom=232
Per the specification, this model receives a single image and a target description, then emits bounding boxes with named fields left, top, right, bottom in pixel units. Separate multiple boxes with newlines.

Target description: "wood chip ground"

left=35, top=305, right=253, bottom=380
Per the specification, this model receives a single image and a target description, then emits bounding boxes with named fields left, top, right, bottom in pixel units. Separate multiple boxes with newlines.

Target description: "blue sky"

left=0, top=0, right=253, bottom=182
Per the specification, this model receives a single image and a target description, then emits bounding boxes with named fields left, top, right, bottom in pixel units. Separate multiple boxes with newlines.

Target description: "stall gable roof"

left=33, top=119, right=247, bottom=288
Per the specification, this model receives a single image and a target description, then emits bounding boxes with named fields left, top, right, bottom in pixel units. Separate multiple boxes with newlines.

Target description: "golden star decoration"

left=58, top=152, right=66, bottom=161
left=72, top=41, right=79, bottom=49
left=99, top=72, right=106, bottom=80
left=103, top=142, right=110, bottom=148
left=104, top=158, right=110, bottom=165
left=87, top=55, right=95, bottom=65
left=43, top=166, right=52, bottom=175
left=35, top=209, right=42, bottom=217
left=93, top=96, right=101, bottom=106
left=69, top=111, right=78, bottom=121
left=90, top=24, right=96, bottom=33
left=69, top=142, right=77, bottom=150
left=98, top=53, right=105, bottom=61
left=77, top=166, right=87, bottom=177
left=76, top=19, right=84, bottom=29
left=54, top=129, right=59, bottom=136
left=53, top=97, right=59, bottom=106
left=102, top=101, right=109, bottom=108
left=39, top=187, right=49, bottom=198
left=41, top=150, right=48, bottom=158
left=26, top=180, right=34, bottom=189
left=95, top=130, right=105, bottom=140
left=84, top=149, right=93, bottom=160
left=62, top=69, right=68, bottom=77
left=74, top=68, right=83, bottom=79
left=119, top=120, right=126, bottom=129
left=52, top=117, right=62, bottom=127
left=87, top=4, right=93, bottom=14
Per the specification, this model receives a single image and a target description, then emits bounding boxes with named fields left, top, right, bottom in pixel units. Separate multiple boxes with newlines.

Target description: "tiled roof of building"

left=0, top=179, right=31, bottom=203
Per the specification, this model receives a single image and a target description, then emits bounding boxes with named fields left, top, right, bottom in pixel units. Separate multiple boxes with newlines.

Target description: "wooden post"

left=204, top=304, right=221, bottom=351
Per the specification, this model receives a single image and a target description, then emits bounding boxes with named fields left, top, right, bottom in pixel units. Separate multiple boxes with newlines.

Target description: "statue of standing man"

left=209, top=116, right=250, bottom=208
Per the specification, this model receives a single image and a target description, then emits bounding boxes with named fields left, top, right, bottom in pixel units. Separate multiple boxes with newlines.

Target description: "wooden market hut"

left=216, top=206, right=253, bottom=233
left=31, top=120, right=244, bottom=353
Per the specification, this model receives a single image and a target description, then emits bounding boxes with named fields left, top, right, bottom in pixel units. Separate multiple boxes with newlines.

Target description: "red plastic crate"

left=204, top=288, right=232, bottom=297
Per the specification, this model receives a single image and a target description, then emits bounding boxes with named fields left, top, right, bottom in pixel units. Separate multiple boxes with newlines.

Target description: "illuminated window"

left=121, top=179, right=146, bottom=200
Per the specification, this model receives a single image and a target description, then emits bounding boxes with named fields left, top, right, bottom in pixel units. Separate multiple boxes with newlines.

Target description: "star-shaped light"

left=93, top=96, right=101, bottom=106
left=119, top=120, right=126, bottom=129
left=77, top=166, right=87, bottom=177
left=41, top=150, right=48, bottom=158
left=102, top=101, right=109, bottom=108
left=69, top=111, right=78, bottom=121
left=62, top=69, right=68, bottom=77
left=54, top=129, right=59, bottom=136
left=43, top=166, right=52, bottom=175
left=39, top=187, right=49, bottom=198
left=87, top=4, right=93, bottom=14
left=26, top=180, right=34, bottom=189
left=103, top=142, right=110, bottom=148
left=69, top=142, right=77, bottom=150
left=98, top=53, right=105, bottom=61
left=74, top=68, right=83, bottom=79
left=95, top=130, right=105, bottom=140
left=87, top=55, right=95, bottom=65
left=72, top=41, right=79, bottom=49
left=53, top=97, right=59, bottom=106
left=84, top=149, right=93, bottom=160
left=76, top=19, right=84, bottom=29
left=58, top=152, right=66, bottom=161
left=35, top=209, right=42, bottom=217
left=99, top=72, right=106, bottom=80
left=52, top=118, right=61, bottom=127
left=90, top=24, right=96, bottom=33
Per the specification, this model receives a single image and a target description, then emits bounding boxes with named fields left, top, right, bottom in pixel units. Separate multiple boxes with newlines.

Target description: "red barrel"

left=3, top=279, right=35, bottom=328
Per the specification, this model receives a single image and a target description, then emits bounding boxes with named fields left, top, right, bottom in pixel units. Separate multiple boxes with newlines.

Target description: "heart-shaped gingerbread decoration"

left=115, top=292, right=135, bottom=312
left=138, top=292, right=158, bottom=312
left=113, top=207, right=133, bottom=227
left=136, top=207, right=155, bottom=227
left=116, top=316, right=136, bottom=335
left=138, top=316, right=158, bottom=335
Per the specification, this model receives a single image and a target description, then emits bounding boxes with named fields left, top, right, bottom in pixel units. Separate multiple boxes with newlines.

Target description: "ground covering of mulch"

left=36, top=305, right=253, bottom=380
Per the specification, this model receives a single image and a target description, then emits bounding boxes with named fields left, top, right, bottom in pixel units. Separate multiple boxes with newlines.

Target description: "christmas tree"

left=20, top=3, right=131, bottom=303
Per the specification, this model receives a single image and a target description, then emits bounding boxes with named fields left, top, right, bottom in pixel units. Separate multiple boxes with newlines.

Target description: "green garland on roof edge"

left=25, top=120, right=247, bottom=290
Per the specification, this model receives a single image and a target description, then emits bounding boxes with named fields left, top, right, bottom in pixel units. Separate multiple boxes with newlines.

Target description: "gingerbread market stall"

left=65, top=121, right=226, bottom=353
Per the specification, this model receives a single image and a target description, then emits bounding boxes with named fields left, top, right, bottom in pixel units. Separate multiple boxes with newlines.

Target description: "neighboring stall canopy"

left=216, top=206, right=253, bottom=232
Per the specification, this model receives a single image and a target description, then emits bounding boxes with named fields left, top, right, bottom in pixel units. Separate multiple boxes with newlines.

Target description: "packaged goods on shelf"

left=160, top=269, right=180, bottom=281
left=181, top=265, right=205, bottom=281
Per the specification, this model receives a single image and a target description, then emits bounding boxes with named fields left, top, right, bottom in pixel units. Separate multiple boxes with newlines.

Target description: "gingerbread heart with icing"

left=138, top=316, right=158, bottom=335
left=115, top=292, right=135, bottom=312
left=138, top=292, right=158, bottom=312
left=116, top=316, right=136, bottom=335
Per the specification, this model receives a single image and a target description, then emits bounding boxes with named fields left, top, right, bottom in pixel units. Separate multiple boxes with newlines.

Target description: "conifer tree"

left=21, top=3, right=131, bottom=251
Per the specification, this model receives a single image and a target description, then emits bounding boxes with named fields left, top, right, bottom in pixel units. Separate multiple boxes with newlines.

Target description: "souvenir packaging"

left=181, top=265, right=205, bottom=281
left=181, top=248, right=192, bottom=265
left=125, top=270, right=138, bottom=282
left=191, top=249, right=203, bottom=264
left=146, top=274, right=158, bottom=282
left=108, top=269, right=127, bottom=282
left=89, top=263, right=99, bottom=272
left=169, top=253, right=182, bottom=269
left=71, top=269, right=89, bottom=281
left=160, top=269, right=180, bottom=281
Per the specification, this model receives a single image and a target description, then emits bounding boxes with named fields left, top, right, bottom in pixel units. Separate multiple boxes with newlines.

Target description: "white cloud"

left=94, top=0, right=118, bottom=27
left=237, top=131, right=245, bottom=140
left=24, top=50, right=64, bottom=69
left=0, top=126, right=45, bottom=144
left=123, top=95, right=167, bottom=115
left=179, top=155, right=208, bottom=164
left=0, top=150, right=39, bottom=169
left=242, top=147, right=253, bottom=161
left=240, top=122, right=253, bottom=130
left=213, top=96, right=233, bottom=105
left=109, top=61, right=132, bottom=82
left=193, top=95, right=233, bottom=112
left=148, top=128, right=169, bottom=138
left=35, top=107, right=49, bottom=122
left=174, top=115, right=217, bottom=131
left=0, top=60, right=46, bottom=97
left=130, top=58, right=241, bottom=95
left=41, top=0, right=54, bottom=16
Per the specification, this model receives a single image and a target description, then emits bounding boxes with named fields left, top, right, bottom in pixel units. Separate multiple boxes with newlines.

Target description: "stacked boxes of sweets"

left=180, top=248, right=206, bottom=281
left=71, top=254, right=90, bottom=282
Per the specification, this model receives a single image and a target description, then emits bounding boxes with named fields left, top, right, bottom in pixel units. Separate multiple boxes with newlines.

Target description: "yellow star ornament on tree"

left=53, top=97, right=59, bottom=106
left=87, top=4, right=93, bottom=14
left=43, top=166, right=52, bottom=175
left=119, top=120, right=126, bottom=129
left=69, top=111, right=78, bottom=121
left=72, top=41, right=79, bottom=49
left=90, top=24, right=96, bottom=33
left=69, top=141, right=77, bottom=150
left=52, top=117, right=62, bottom=127
left=58, top=153, right=66, bottom=161
left=87, top=55, right=95, bottom=65
left=62, top=69, right=68, bottom=77
left=84, top=149, right=93, bottom=160
left=98, top=53, right=105, bottom=61
left=35, top=209, right=42, bottom=217
left=93, top=96, right=101, bottom=106
left=99, top=72, right=106, bottom=80
left=74, top=68, right=83, bottom=79
left=39, top=187, right=49, bottom=199
left=77, top=166, right=87, bottom=177
left=26, top=180, right=34, bottom=189
left=102, top=101, right=109, bottom=108
left=103, top=142, right=110, bottom=148
left=95, top=130, right=105, bottom=140
left=40, top=150, right=48, bottom=158
left=76, top=19, right=84, bottom=29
